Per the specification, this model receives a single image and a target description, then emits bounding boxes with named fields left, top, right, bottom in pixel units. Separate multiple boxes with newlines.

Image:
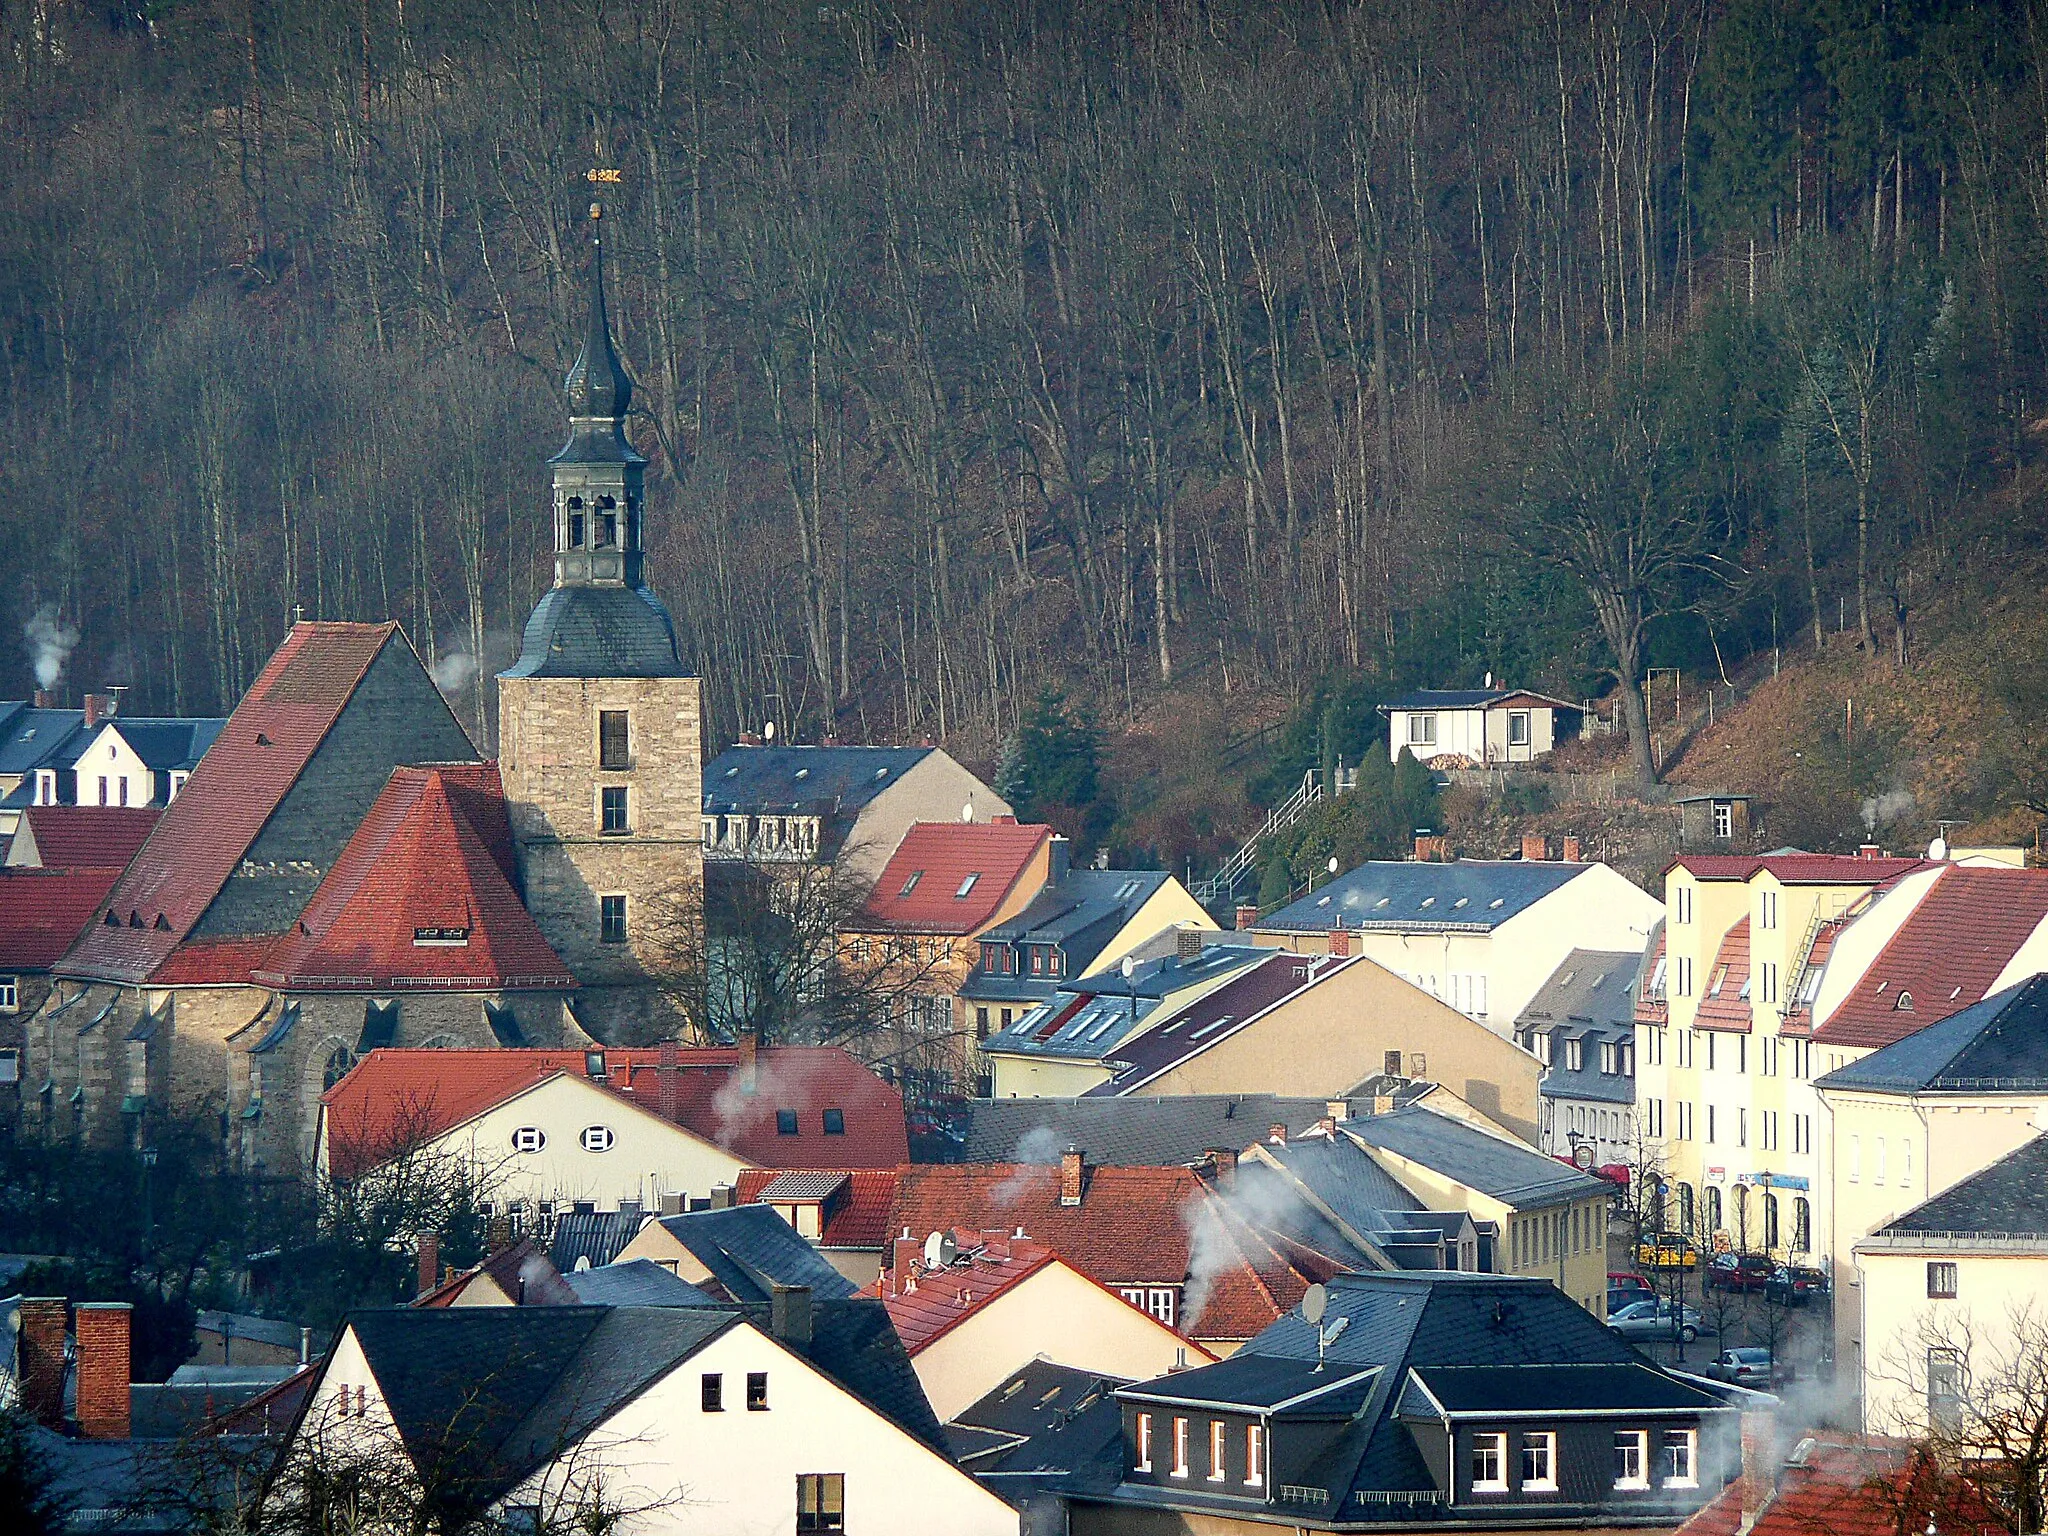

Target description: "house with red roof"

left=318, top=1039, right=906, bottom=1221
left=4, top=805, right=160, bottom=871
left=735, top=1167, right=902, bottom=1285
left=874, top=1228, right=1208, bottom=1419
left=842, top=817, right=1060, bottom=1100
left=1674, top=1434, right=2000, bottom=1536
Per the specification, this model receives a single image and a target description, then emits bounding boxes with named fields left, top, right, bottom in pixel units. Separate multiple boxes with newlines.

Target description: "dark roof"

left=1342, top=1106, right=1611, bottom=1207
left=1409, top=1362, right=1727, bottom=1414
left=648, top=1204, right=861, bottom=1304
left=948, top=1360, right=1130, bottom=1495
left=702, top=744, right=935, bottom=816
left=1815, top=976, right=2048, bottom=1093
left=548, top=1210, right=645, bottom=1272
left=1873, top=1132, right=2048, bottom=1239
left=1258, top=859, right=1587, bottom=935
left=759, top=1295, right=950, bottom=1455
left=562, top=1259, right=719, bottom=1307
left=959, top=1095, right=1346, bottom=1166
left=1254, top=1136, right=1428, bottom=1236
left=1519, top=949, right=1642, bottom=1107
left=1085, top=953, right=1355, bottom=1094
left=1381, top=689, right=1529, bottom=710
left=979, top=946, right=1270, bottom=1063
left=1122, top=1353, right=1380, bottom=1414
left=0, top=706, right=87, bottom=776
left=502, top=584, right=686, bottom=679
left=105, top=716, right=226, bottom=771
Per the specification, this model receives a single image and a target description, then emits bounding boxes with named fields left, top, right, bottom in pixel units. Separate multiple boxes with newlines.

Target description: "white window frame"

left=1714, top=802, right=1734, bottom=839
left=1409, top=713, right=1437, bottom=746
left=1246, top=1423, right=1265, bottom=1487
left=1170, top=1416, right=1190, bottom=1478
left=1614, top=1430, right=1649, bottom=1490
left=1508, top=710, right=1531, bottom=747
left=511, top=1126, right=547, bottom=1154
left=1471, top=1432, right=1508, bottom=1492
left=1662, top=1429, right=1698, bottom=1489
left=1521, top=1431, right=1557, bottom=1492
left=580, top=1125, right=615, bottom=1153
left=1135, top=1413, right=1153, bottom=1472
left=34, top=769, right=56, bottom=805
left=0, top=975, right=17, bottom=1013
left=1208, top=1420, right=1227, bottom=1481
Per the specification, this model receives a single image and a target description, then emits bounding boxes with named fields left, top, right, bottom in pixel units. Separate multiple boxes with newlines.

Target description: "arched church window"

left=322, top=1044, right=356, bottom=1091
left=595, top=495, right=618, bottom=548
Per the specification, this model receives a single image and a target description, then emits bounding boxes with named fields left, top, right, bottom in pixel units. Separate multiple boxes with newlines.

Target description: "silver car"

left=1608, top=1296, right=1710, bottom=1343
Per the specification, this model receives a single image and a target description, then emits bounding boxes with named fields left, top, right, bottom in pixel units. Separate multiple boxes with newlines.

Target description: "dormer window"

left=33, top=770, right=56, bottom=805
left=1613, top=1430, right=1649, bottom=1489
left=413, top=926, right=470, bottom=947
left=1895, top=991, right=1913, bottom=1011
left=1471, top=1432, right=1508, bottom=1492
left=1662, top=1429, right=1697, bottom=1488
left=1521, top=1432, right=1557, bottom=1490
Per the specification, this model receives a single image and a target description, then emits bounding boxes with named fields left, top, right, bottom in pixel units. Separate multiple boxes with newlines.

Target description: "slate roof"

left=958, top=1095, right=1345, bottom=1167
left=1253, top=1136, right=1428, bottom=1237
left=61, top=623, right=473, bottom=985
left=104, top=716, right=226, bottom=771
left=0, top=705, right=87, bottom=777
left=1517, top=949, right=1641, bottom=1106
left=734, top=1167, right=901, bottom=1249
left=1342, top=1106, right=1612, bottom=1207
left=702, top=744, right=935, bottom=816
left=1409, top=1362, right=1727, bottom=1413
left=979, top=945, right=1270, bottom=1063
left=1868, top=1132, right=2048, bottom=1240
left=1813, top=866, right=2048, bottom=1048
left=6, top=805, right=160, bottom=868
left=562, top=1259, right=719, bottom=1307
left=547, top=1209, right=645, bottom=1272
left=855, top=820, right=1052, bottom=934
left=1635, top=922, right=1669, bottom=1026
left=322, top=1044, right=907, bottom=1178
left=948, top=1360, right=1131, bottom=1501
left=501, top=584, right=687, bottom=679
left=1085, top=953, right=1358, bottom=1095
left=1815, top=976, right=2048, bottom=1094
left=772, top=1295, right=951, bottom=1454
left=1122, top=1353, right=1381, bottom=1414
left=1257, top=858, right=1586, bottom=935
left=1380, top=689, right=1578, bottom=712
left=417, top=1235, right=582, bottom=1308
left=1668, top=852, right=1930, bottom=885
left=642, top=1204, right=862, bottom=1304
left=0, top=865, right=125, bottom=969
left=250, top=764, right=575, bottom=991
left=959, top=870, right=1176, bottom=1006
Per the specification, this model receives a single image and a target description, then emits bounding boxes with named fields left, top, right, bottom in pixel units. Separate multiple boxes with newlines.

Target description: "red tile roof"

left=857, top=820, right=1052, bottom=934
left=60, top=623, right=407, bottom=985
left=882, top=1162, right=1328, bottom=1342
left=1814, top=865, right=2048, bottom=1049
left=876, top=1236, right=1062, bottom=1353
left=1675, top=1437, right=2000, bottom=1536
left=734, top=1167, right=901, bottom=1249
left=8, top=806, right=160, bottom=870
left=1693, top=916, right=1753, bottom=1033
left=322, top=1045, right=907, bottom=1178
left=1669, top=853, right=1930, bottom=885
left=0, top=867, right=125, bottom=970
left=251, top=765, right=573, bottom=992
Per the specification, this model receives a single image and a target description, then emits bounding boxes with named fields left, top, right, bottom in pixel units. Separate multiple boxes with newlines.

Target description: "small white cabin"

left=1380, top=689, right=1579, bottom=766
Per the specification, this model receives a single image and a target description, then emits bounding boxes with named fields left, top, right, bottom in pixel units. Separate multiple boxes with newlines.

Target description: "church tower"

left=498, top=194, right=702, bottom=1040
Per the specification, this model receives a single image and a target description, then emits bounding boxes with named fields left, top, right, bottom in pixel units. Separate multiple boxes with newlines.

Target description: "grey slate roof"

left=752, top=1296, right=950, bottom=1456
left=1382, top=688, right=1516, bottom=710
left=501, top=584, right=687, bottom=679
left=1815, top=976, right=2048, bottom=1093
left=958, top=1094, right=1346, bottom=1166
left=1873, top=1133, right=2048, bottom=1238
left=1518, top=948, right=1641, bottom=1108
left=1258, top=858, right=1587, bottom=935
left=1408, top=1362, right=1727, bottom=1414
left=1121, top=1354, right=1381, bottom=1414
left=547, top=1209, right=644, bottom=1272
left=646, top=1203, right=860, bottom=1304
left=1256, top=1136, right=1428, bottom=1233
left=1084, top=953, right=1354, bottom=1094
left=562, top=1259, right=719, bottom=1307
left=979, top=945, right=1269, bottom=1063
left=701, top=744, right=932, bottom=815
left=107, top=717, right=226, bottom=771
left=0, top=705, right=87, bottom=777
left=948, top=1360, right=1130, bottom=1498
left=960, top=870, right=1174, bottom=1008
left=1341, top=1106, right=1610, bottom=1207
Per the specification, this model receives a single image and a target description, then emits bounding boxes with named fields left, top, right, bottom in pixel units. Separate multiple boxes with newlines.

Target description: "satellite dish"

left=961, top=800, right=975, bottom=822
left=1929, top=835, right=1949, bottom=861
left=1327, top=856, right=1340, bottom=875
left=764, top=720, right=777, bottom=742
left=923, top=1230, right=958, bottom=1268
left=1121, top=955, right=1137, bottom=980
left=1302, top=1283, right=1329, bottom=1325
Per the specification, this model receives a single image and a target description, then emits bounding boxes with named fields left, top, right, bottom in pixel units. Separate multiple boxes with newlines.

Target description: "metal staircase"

left=1194, top=769, right=1324, bottom=908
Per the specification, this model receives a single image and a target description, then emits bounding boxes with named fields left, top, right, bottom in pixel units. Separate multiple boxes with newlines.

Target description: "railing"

left=1780, top=905, right=1830, bottom=1020
left=1193, top=769, right=1324, bottom=907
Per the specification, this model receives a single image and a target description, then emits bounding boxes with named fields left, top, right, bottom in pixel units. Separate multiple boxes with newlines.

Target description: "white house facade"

left=1379, top=689, right=1579, bottom=766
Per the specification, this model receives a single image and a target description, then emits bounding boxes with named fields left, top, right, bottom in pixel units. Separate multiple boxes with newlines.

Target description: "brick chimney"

left=770, top=1283, right=814, bottom=1348
left=1328, top=929, right=1351, bottom=958
left=734, top=1032, right=759, bottom=1073
left=17, top=1298, right=66, bottom=1428
left=657, top=1041, right=680, bottom=1122
left=1858, top=843, right=1884, bottom=860
left=738, top=731, right=764, bottom=747
left=1326, top=1099, right=1352, bottom=1123
left=1208, top=1147, right=1238, bottom=1184
left=1176, top=927, right=1203, bottom=962
left=485, top=1215, right=513, bottom=1252
left=1267, top=1123, right=1287, bottom=1145
left=1562, top=835, right=1582, bottom=862
left=75, top=1302, right=132, bottom=1440
left=1414, top=834, right=1448, bottom=862
left=1234, top=904, right=1259, bottom=931
left=891, top=1234, right=922, bottom=1296
left=32, top=689, right=54, bottom=710
left=1739, top=1410, right=1777, bottom=1528
left=416, top=1231, right=440, bottom=1299
left=1059, top=1147, right=1086, bottom=1206
left=1521, top=834, right=1549, bottom=862
left=84, top=693, right=103, bottom=730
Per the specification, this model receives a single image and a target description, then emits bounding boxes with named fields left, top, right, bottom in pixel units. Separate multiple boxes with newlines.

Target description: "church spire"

left=554, top=193, right=642, bottom=468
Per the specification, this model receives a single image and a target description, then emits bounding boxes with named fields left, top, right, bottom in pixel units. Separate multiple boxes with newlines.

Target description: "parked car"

left=1765, top=1266, right=1831, bottom=1306
left=1703, top=1253, right=1775, bottom=1292
left=1608, top=1271, right=1654, bottom=1295
left=1607, top=1288, right=1646, bottom=1317
left=1704, top=1347, right=1794, bottom=1388
left=1635, top=1233, right=1702, bottom=1269
left=1609, top=1297, right=1710, bottom=1344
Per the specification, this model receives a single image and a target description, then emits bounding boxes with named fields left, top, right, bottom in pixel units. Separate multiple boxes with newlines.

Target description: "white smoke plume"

left=1179, top=1162, right=1319, bottom=1333
left=431, top=646, right=479, bottom=694
left=990, top=1126, right=1064, bottom=1207
left=23, top=606, right=78, bottom=691
left=1860, top=789, right=1915, bottom=834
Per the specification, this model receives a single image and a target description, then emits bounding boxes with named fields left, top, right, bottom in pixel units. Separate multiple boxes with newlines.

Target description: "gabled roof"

left=1813, top=866, right=2048, bottom=1048
left=702, top=744, right=935, bottom=816
left=416, top=1235, right=582, bottom=1309
left=1257, top=858, right=1587, bottom=935
left=0, top=866, right=125, bottom=969
left=948, top=1360, right=1129, bottom=1488
left=5, top=805, right=160, bottom=869
left=734, top=1168, right=901, bottom=1249
left=251, top=764, right=573, bottom=992
left=561, top=1259, right=719, bottom=1307
left=959, top=1095, right=1344, bottom=1167
left=973, top=869, right=1170, bottom=945
left=1668, top=852, right=1930, bottom=885
left=640, top=1204, right=861, bottom=1304
left=979, top=945, right=1270, bottom=1063
left=1693, top=916, right=1754, bottom=1033
left=856, top=819, right=1052, bottom=934
left=100, top=716, right=226, bottom=771
left=878, top=1236, right=1062, bottom=1353
left=1870, top=1131, right=2048, bottom=1240
left=60, top=623, right=462, bottom=985
left=1518, top=949, right=1641, bottom=1105
left=1342, top=1106, right=1611, bottom=1208
left=321, top=1044, right=907, bottom=1179
left=0, top=706, right=87, bottom=776
left=1085, top=953, right=1355, bottom=1095
left=1816, top=975, right=2048, bottom=1095
left=547, top=1210, right=644, bottom=1272
left=1380, top=689, right=1579, bottom=712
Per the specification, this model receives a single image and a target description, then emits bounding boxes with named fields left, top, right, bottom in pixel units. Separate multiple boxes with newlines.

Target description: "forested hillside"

left=3, top=0, right=2044, bottom=779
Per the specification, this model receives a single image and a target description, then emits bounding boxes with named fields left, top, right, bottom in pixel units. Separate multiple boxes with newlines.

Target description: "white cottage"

left=1380, top=688, right=1579, bottom=766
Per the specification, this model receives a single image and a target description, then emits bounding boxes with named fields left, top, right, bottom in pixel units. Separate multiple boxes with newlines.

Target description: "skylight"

left=900, top=871, right=924, bottom=897
left=1374, top=897, right=1391, bottom=910
left=724, top=765, right=738, bottom=777
left=874, top=767, right=890, bottom=779
left=955, top=873, right=980, bottom=898
left=1420, top=896, right=1436, bottom=908
left=1452, top=897, right=1469, bottom=908
left=1115, top=879, right=1141, bottom=899
left=794, top=767, right=809, bottom=780
left=1489, top=898, right=1505, bottom=908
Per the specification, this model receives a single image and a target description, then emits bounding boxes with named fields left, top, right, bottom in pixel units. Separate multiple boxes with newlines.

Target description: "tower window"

left=599, top=896, right=628, bottom=944
left=596, top=496, right=618, bottom=548
left=601, top=786, right=630, bottom=835
left=567, top=497, right=586, bottom=548
left=598, top=710, right=631, bottom=770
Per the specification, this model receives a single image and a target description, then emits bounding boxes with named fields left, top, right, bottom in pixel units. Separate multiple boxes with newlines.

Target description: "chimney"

left=1326, top=1099, right=1351, bottom=1123
left=1176, top=927, right=1203, bottom=962
left=709, top=1183, right=734, bottom=1210
left=1235, top=904, right=1259, bottom=932
left=1328, top=929, right=1351, bottom=958
left=75, top=1301, right=133, bottom=1440
left=485, top=1215, right=513, bottom=1252
left=1374, top=1093, right=1395, bottom=1116
left=820, top=733, right=840, bottom=748
left=770, top=1283, right=814, bottom=1348
left=17, top=1298, right=66, bottom=1428
left=660, top=1191, right=686, bottom=1216
left=416, top=1231, right=440, bottom=1298
left=32, top=689, right=53, bottom=710
left=1208, top=1147, right=1238, bottom=1184
left=1521, top=834, right=1549, bottom=862
left=299, top=1327, right=313, bottom=1366
left=1267, top=1123, right=1287, bottom=1145
left=1562, top=835, right=1582, bottom=862
left=1059, top=1147, right=1086, bottom=1207
left=1738, top=1410, right=1777, bottom=1530
left=657, top=1041, right=680, bottom=1122
left=738, top=731, right=764, bottom=747
left=1315, top=1115, right=1337, bottom=1138
left=1048, top=835, right=1071, bottom=884
left=1414, top=834, right=1448, bottom=862
left=734, top=1032, right=759, bottom=1074
left=992, top=813, right=1018, bottom=825
left=84, top=693, right=102, bottom=730
left=1858, top=843, right=1884, bottom=860
left=891, top=1235, right=922, bottom=1296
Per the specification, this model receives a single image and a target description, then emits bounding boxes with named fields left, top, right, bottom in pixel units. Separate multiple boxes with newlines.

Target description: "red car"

left=1608, top=1271, right=1653, bottom=1295
left=1703, top=1253, right=1775, bottom=1292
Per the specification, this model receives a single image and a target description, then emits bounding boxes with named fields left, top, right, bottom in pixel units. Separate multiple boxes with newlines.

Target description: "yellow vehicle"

left=1635, top=1232, right=1702, bottom=1269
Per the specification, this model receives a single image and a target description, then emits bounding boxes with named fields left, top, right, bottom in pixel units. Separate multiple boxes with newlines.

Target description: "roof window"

left=794, top=767, right=810, bottom=780
left=1116, top=879, right=1141, bottom=899
left=1374, top=897, right=1391, bottom=910
left=776, top=1109, right=799, bottom=1135
left=1895, top=991, right=1913, bottom=1011
left=874, top=767, right=890, bottom=779
left=1420, top=896, right=1436, bottom=908
left=1489, top=898, right=1505, bottom=909
left=900, top=871, right=924, bottom=897
left=724, top=766, right=738, bottom=777
left=956, top=874, right=980, bottom=898
left=1452, top=897, right=1469, bottom=908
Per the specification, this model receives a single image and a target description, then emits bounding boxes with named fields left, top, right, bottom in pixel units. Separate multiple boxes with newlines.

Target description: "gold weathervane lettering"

left=586, top=168, right=623, bottom=184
